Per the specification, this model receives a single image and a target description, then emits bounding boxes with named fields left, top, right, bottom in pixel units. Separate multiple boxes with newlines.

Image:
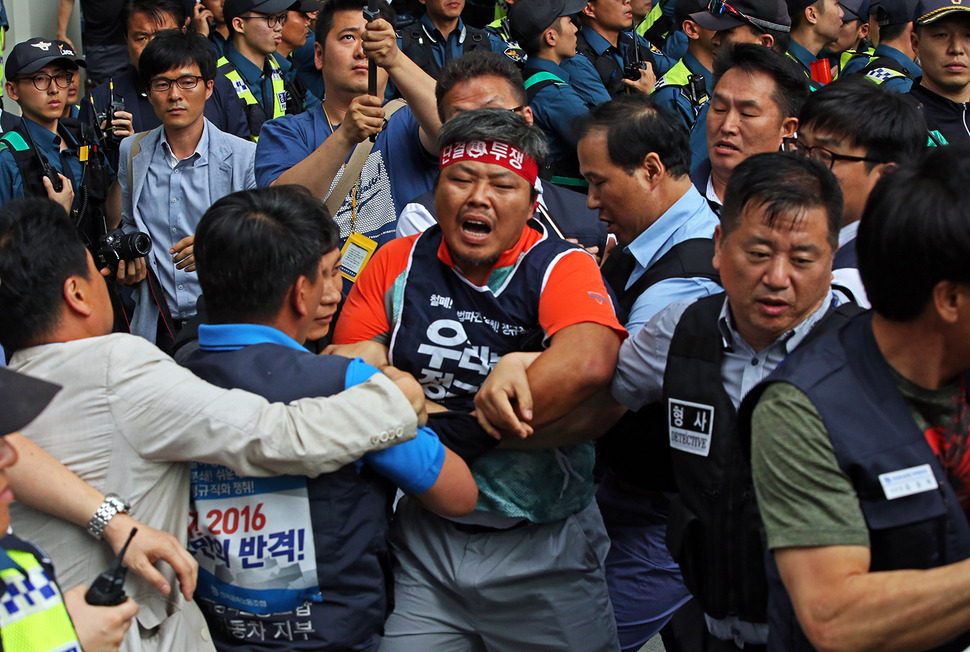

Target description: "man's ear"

left=639, top=151, right=665, bottom=186
left=859, top=21, right=870, bottom=40
left=314, top=40, right=324, bottom=71
left=4, top=80, right=18, bottom=103
left=781, top=116, right=799, bottom=139
left=932, top=280, right=968, bottom=325
left=291, top=274, right=313, bottom=318
left=758, top=32, right=775, bottom=48
left=712, top=224, right=723, bottom=271
left=543, top=26, right=557, bottom=48
left=62, top=274, right=96, bottom=318
left=683, top=18, right=701, bottom=40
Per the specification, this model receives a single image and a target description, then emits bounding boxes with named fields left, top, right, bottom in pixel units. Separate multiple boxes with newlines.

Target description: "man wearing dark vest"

left=840, top=0, right=920, bottom=91
left=182, top=186, right=477, bottom=651
left=396, top=0, right=507, bottom=79
left=218, top=0, right=306, bottom=141
left=577, top=94, right=720, bottom=651
left=509, top=0, right=601, bottom=188
left=786, top=76, right=926, bottom=308
left=744, top=145, right=970, bottom=652
left=334, top=108, right=626, bottom=651
left=652, top=0, right=715, bottom=133
left=476, top=152, right=854, bottom=652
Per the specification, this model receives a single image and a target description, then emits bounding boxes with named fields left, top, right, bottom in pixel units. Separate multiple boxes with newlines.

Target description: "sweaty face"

left=281, top=10, right=311, bottom=51
left=5, top=63, right=71, bottom=128
left=440, top=75, right=532, bottom=123
left=126, top=11, right=181, bottom=67
left=585, top=0, right=635, bottom=32
left=707, top=68, right=795, bottom=181
left=420, top=0, right=465, bottom=22
left=147, top=64, right=214, bottom=132
left=303, top=248, right=343, bottom=343
left=434, top=159, right=535, bottom=284
left=714, top=202, right=834, bottom=352
left=913, top=15, right=970, bottom=99
left=797, top=124, right=885, bottom=226
left=579, top=128, right=656, bottom=247
left=317, top=9, right=389, bottom=96
left=0, top=435, right=18, bottom=533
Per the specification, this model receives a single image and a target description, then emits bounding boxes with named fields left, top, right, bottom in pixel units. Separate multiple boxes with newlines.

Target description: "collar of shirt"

left=683, top=50, right=712, bottom=81
left=581, top=26, right=614, bottom=55
left=272, top=51, right=292, bottom=74
left=437, top=221, right=544, bottom=286
left=838, top=220, right=859, bottom=249
left=875, top=43, right=921, bottom=77
left=625, top=185, right=711, bottom=275
left=420, top=13, right=466, bottom=43
left=704, top=173, right=721, bottom=207
left=227, top=44, right=267, bottom=86
left=525, top=55, right=573, bottom=81
left=717, top=290, right=836, bottom=355
left=198, top=322, right=308, bottom=352
left=787, top=40, right=817, bottom=72
left=910, top=79, right=967, bottom=111
left=158, top=120, right=210, bottom=169
left=22, top=115, right=80, bottom=156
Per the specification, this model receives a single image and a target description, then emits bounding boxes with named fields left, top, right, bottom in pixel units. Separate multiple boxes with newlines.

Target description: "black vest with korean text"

left=662, top=294, right=860, bottom=623
left=389, top=222, right=600, bottom=522
left=739, top=312, right=970, bottom=652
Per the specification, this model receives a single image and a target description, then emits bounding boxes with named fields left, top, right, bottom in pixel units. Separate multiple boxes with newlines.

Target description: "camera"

left=95, top=229, right=152, bottom=271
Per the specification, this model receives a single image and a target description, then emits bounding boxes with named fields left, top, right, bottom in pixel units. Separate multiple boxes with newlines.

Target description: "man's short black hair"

left=435, top=50, right=528, bottom=122
left=878, top=20, right=908, bottom=41
left=858, top=145, right=970, bottom=321
left=122, top=0, right=187, bottom=35
left=139, top=30, right=218, bottom=86
left=713, top=43, right=810, bottom=119
left=720, top=152, right=842, bottom=251
left=577, top=94, right=691, bottom=177
left=0, top=199, right=90, bottom=351
left=314, top=0, right=394, bottom=53
left=195, top=186, right=341, bottom=325
left=799, top=76, right=926, bottom=171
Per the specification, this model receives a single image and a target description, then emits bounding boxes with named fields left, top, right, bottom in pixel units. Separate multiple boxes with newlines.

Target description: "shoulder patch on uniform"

left=865, top=67, right=905, bottom=83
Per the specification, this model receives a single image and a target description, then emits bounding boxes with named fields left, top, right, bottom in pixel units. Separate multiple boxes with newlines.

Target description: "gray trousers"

left=380, top=497, right=620, bottom=652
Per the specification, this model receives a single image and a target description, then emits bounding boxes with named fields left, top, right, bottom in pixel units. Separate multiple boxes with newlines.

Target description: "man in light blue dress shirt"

left=119, top=30, right=256, bottom=352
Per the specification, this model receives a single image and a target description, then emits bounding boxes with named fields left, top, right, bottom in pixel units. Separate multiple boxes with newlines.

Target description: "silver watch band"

left=87, top=493, right=129, bottom=539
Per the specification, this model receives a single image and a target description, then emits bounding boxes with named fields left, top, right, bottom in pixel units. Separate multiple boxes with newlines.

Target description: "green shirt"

left=751, top=372, right=963, bottom=550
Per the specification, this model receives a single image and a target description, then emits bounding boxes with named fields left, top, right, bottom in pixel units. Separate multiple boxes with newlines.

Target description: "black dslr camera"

left=94, top=228, right=152, bottom=271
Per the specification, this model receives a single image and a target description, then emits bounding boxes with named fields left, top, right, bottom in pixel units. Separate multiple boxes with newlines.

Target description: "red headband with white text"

left=439, top=140, right=539, bottom=187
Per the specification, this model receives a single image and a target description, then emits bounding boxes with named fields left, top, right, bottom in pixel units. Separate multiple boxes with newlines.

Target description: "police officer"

left=219, top=0, right=306, bottom=141
left=509, top=0, right=602, bottom=188
left=839, top=0, right=920, bottom=90
left=0, top=38, right=112, bottom=254
left=653, top=0, right=714, bottom=132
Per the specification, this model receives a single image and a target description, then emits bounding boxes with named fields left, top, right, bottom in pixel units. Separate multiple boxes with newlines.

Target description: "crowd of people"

left=0, top=0, right=969, bottom=650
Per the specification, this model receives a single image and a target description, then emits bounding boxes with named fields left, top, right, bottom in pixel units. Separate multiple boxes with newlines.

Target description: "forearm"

left=271, top=130, right=356, bottom=200
left=57, top=0, right=75, bottom=39
left=779, top=547, right=970, bottom=652
left=500, top=395, right=624, bottom=450
left=386, top=57, right=441, bottom=153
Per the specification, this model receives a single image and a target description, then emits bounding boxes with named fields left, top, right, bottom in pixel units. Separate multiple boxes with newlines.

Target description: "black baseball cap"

left=870, top=0, right=918, bottom=24
left=224, top=0, right=300, bottom=24
left=0, top=368, right=61, bottom=436
left=839, top=0, right=870, bottom=20
left=5, top=38, right=84, bottom=81
left=915, top=0, right=970, bottom=24
left=509, top=0, right=589, bottom=45
left=690, top=0, right=792, bottom=32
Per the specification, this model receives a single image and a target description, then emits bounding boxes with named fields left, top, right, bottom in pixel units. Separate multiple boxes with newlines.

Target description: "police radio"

left=85, top=528, right=137, bottom=606
left=20, top=117, right=63, bottom=193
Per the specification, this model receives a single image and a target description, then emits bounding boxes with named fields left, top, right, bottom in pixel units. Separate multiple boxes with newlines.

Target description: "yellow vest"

left=0, top=541, right=82, bottom=652
left=217, top=55, right=286, bottom=141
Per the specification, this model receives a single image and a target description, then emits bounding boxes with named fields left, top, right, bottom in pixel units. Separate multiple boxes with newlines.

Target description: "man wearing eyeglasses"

left=789, top=77, right=925, bottom=308
left=118, top=29, right=257, bottom=352
left=0, top=38, right=113, bottom=253
left=218, top=0, right=308, bottom=141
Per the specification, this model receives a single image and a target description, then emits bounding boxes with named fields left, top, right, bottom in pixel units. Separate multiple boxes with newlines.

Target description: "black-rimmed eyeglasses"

left=16, top=72, right=74, bottom=91
left=783, top=137, right=886, bottom=169
left=238, top=12, right=288, bottom=27
left=148, top=75, right=205, bottom=93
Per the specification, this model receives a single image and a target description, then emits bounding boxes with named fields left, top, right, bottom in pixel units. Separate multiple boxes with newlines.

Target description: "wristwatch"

left=87, top=493, right=130, bottom=539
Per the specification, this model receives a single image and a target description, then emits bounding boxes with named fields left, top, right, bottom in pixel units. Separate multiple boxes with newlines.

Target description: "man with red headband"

left=333, top=107, right=627, bottom=651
